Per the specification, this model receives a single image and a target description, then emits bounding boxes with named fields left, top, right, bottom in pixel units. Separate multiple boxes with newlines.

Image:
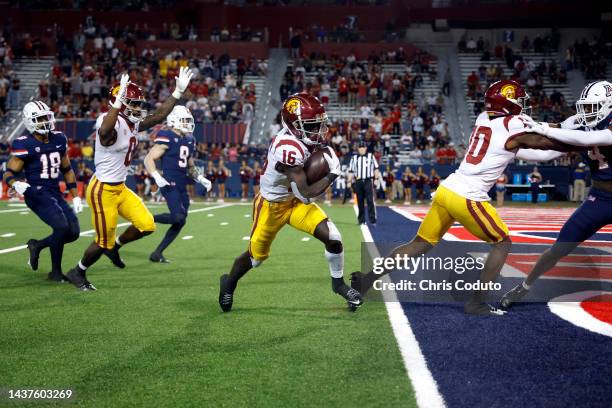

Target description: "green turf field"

left=0, top=200, right=415, bottom=407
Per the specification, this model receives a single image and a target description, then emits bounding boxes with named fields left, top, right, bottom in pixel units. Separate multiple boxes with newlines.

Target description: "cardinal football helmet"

left=281, top=93, right=329, bottom=146
left=109, top=81, right=147, bottom=124
left=485, top=80, right=530, bottom=116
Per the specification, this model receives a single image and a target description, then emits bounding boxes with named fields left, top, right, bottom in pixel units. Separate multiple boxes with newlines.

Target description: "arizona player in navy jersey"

left=502, top=80, right=612, bottom=307
left=144, top=106, right=212, bottom=263
left=2, top=101, right=83, bottom=282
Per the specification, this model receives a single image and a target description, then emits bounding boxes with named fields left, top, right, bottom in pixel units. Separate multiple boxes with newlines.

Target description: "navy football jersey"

left=154, top=129, right=196, bottom=184
left=583, top=113, right=612, bottom=182
left=11, top=131, right=68, bottom=190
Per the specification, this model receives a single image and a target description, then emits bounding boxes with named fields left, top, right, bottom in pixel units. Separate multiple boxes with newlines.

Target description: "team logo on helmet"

left=604, top=84, right=612, bottom=97
left=285, top=98, right=301, bottom=115
left=500, top=84, right=516, bottom=100
left=111, top=85, right=121, bottom=96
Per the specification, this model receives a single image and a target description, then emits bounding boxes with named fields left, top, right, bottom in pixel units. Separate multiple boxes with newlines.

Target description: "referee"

left=348, top=141, right=380, bottom=225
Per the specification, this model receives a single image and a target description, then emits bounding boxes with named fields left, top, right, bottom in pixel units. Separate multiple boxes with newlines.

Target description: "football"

left=304, top=147, right=331, bottom=184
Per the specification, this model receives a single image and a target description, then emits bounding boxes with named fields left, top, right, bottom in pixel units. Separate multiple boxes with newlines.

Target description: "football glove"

left=560, top=114, right=582, bottom=130
left=323, top=148, right=341, bottom=176
left=72, top=196, right=83, bottom=213
left=110, top=73, right=130, bottom=109
left=151, top=171, right=170, bottom=188
left=172, top=66, right=194, bottom=99
left=521, top=115, right=550, bottom=136
left=12, top=181, right=30, bottom=195
left=197, top=175, right=212, bottom=192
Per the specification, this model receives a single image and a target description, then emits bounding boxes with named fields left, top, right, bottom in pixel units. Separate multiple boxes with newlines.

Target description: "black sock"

left=331, top=277, right=346, bottom=292
left=154, top=213, right=174, bottom=224
left=227, top=252, right=253, bottom=292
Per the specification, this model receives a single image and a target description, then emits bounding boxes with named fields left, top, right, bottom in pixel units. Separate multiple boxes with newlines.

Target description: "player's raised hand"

left=322, top=148, right=341, bottom=176
left=560, top=114, right=582, bottom=130
left=72, top=196, right=84, bottom=214
left=151, top=171, right=170, bottom=188
left=12, top=181, right=30, bottom=195
left=197, top=175, right=212, bottom=192
left=172, top=66, right=194, bottom=99
left=521, top=114, right=550, bottom=136
left=110, top=73, right=130, bottom=109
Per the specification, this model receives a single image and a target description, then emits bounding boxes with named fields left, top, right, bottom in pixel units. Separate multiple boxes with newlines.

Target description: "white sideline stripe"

left=0, top=209, right=30, bottom=214
left=355, top=206, right=446, bottom=408
left=0, top=203, right=236, bottom=255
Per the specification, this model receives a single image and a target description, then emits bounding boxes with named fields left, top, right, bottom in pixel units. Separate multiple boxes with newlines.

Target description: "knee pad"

left=250, top=257, right=263, bottom=268
left=327, top=220, right=342, bottom=242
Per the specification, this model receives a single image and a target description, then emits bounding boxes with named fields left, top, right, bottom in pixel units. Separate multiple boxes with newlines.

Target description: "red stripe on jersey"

left=503, top=116, right=513, bottom=132
left=154, top=137, right=170, bottom=143
left=12, top=149, right=28, bottom=155
left=274, top=139, right=305, bottom=158
left=475, top=201, right=507, bottom=241
left=466, top=199, right=497, bottom=242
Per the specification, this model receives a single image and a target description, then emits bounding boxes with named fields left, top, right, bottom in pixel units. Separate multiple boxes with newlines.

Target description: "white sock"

left=116, top=237, right=123, bottom=246
left=522, top=281, right=531, bottom=290
left=78, top=260, right=88, bottom=271
left=325, top=250, right=344, bottom=279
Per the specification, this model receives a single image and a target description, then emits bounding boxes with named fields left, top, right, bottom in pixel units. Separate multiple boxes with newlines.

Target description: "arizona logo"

left=500, top=84, right=516, bottom=99
left=604, top=84, right=612, bottom=97
left=285, top=98, right=301, bottom=115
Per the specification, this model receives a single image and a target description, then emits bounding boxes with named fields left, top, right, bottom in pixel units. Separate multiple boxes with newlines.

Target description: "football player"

left=218, top=93, right=363, bottom=312
left=351, top=80, right=579, bottom=315
left=502, top=80, right=612, bottom=307
left=2, top=101, right=82, bottom=282
left=66, top=67, right=194, bottom=291
left=144, top=105, right=212, bottom=263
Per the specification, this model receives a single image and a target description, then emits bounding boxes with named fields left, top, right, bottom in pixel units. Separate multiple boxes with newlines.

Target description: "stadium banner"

left=361, top=242, right=612, bottom=303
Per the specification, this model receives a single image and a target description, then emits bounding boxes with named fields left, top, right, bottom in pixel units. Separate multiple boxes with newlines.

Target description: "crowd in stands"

left=32, top=16, right=266, bottom=123
left=461, top=34, right=573, bottom=123
left=568, top=36, right=608, bottom=80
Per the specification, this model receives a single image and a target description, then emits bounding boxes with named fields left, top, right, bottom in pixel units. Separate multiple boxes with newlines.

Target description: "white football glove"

left=520, top=114, right=551, bottom=136
left=151, top=171, right=170, bottom=188
left=72, top=196, right=83, bottom=213
left=322, top=148, right=341, bottom=176
left=110, top=73, right=130, bottom=109
left=560, top=114, right=582, bottom=130
left=172, top=66, right=194, bottom=99
left=12, top=181, right=30, bottom=195
left=197, top=175, right=212, bottom=192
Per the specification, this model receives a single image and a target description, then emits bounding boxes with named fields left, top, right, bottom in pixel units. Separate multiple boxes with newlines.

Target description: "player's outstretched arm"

left=505, top=132, right=581, bottom=153
left=60, top=154, right=83, bottom=212
left=188, top=158, right=212, bottom=192
left=515, top=149, right=566, bottom=161
left=99, top=74, right=129, bottom=146
left=140, top=67, right=194, bottom=131
left=523, top=115, right=612, bottom=146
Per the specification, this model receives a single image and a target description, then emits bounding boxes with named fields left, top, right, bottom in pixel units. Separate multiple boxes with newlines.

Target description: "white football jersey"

left=442, top=112, right=527, bottom=201
left=94, top=113, right=140, bottom=183
left=260, top=128, right=311, bottom=202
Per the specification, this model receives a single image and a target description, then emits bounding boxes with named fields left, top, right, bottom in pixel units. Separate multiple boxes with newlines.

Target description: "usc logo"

left=500, top=84, right=516, bottom=100
left=285, top=98, right=301, bottom=115
left=111, top=85, right=121, bottom=96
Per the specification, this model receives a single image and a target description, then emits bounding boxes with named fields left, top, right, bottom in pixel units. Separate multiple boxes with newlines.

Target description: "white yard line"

left=0, top=203, right=236, bottom=255
left=0, top=209, right=31, bottom=214
left=356, top=205, right=446, bottom=408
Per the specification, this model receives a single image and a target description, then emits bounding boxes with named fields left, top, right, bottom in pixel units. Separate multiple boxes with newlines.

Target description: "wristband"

left=66, top=182, right=77, bottom=190
left=4, top=174, right=15, bottom=186
left=61, top=165, right=72, bottom=173
left=171, top=89, right=183, bottom=99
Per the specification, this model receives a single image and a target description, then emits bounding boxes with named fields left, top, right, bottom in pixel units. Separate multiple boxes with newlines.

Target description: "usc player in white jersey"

left=351, top=80, right=578, bottom=315
left=67, top=67, right=194, bottom=291
left=219, top=93, right=363, bottom=312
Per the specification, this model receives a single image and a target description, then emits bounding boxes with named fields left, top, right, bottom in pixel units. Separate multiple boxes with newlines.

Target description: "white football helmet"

left=576, top=80, right=612, bottom=128
left=167, top=105, right=195, bottom=134
left=23, top=101, right=55, bottom=134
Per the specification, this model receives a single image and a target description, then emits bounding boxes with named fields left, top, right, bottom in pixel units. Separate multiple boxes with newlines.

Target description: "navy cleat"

left=27, top=239, right=40, bottom=271
left=67, top=267, right=96, bottom=291
left=500, top=284, right=530, bottom=308
left=104, top=246, right=126, bottom=269
left=218, top=274, right=234, bottom=312
left=333, top=278, right=363, bottom=312
left=149, top=251, right=170, bottom=263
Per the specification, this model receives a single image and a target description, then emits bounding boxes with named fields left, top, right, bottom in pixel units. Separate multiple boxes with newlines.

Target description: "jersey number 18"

left=40, top=152, right=61, bottom=179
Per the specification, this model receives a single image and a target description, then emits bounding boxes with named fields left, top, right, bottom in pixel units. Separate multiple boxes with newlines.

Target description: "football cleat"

left=104, top=246, right=126, bottom=268
left=464, top=302, right=507, bottom=316
left=149, top=252, right=170, bottom=263
left=66, top=267, right=96, bottom=291
left=500, top=284, right=530, bottom=308
left=27, top=239, right=40, bottom=271
left=334, top=280, right=363, bottom=312
left=47, top=272, right=68, bottom=282
left=218, top=274, right=234, bottom=312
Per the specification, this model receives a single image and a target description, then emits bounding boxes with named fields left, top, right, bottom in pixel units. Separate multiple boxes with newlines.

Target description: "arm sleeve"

left=153, top=130, right=171, bottom=146
left=541, top=126, right=612, bottom=146
left=10, top=137, right=30, bottom=159
left=516, top=149, right=566, bottom=162
left=272, top=142, right=305, bottom=167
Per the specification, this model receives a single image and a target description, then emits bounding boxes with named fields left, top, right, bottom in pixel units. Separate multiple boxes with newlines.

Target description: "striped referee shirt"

left=349, top=153, right=379, bottom=180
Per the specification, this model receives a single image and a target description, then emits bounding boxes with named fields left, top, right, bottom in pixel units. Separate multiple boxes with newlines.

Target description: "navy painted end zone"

left=367, top=207, right=612, bottom=408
